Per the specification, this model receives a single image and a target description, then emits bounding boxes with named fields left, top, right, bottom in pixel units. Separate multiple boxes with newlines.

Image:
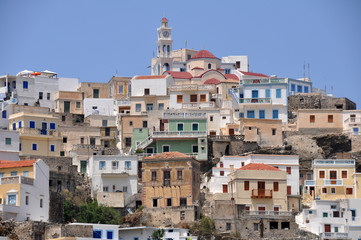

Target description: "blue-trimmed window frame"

left=304, top=86, right=309, bottom=93
left=8, top=194, right=17, bottom=205
left=2, top=110, right=6, bottom=119
left=259, top=110, right=265, bottom=119
left=19, top=121, right=22, bottom=128
left=29, top=121, right=36, bottom=128
left=106, top=230, right=114, bottom=239
left=291, top=84, right=295, bottom=92
left=247, top=110, right=255, bottom=119
left=297, top=85, right=303, bottom=93
left=23, top=81, right=28, bottom=89
left=272, top=110, right=279, bottom=119
left=50, top=145, right=55, bottom=152
left=265, top=89, right=270, bottom=98
left=276, top=89, right=281, bottom=98
left=50, top=123, right=56, bottom=130
left=93, top=229, right=102, bottom=239
left=32, top=143, right=37, bottom=151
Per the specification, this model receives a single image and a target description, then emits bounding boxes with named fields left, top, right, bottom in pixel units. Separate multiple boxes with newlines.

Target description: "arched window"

left=157, top=64, right=161, bottom=75
left=167, top=45, right=170, bottom=57
left=163, top=45, right=166, bottom=53
left=208, top=63, right=212, bottom=69
left=163, top=63, right=170, bottom=72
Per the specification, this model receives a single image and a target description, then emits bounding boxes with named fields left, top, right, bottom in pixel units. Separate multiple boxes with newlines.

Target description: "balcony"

left=304, top=180, right=315, bottom=186
left=182, top=102, right=215, bottom=109
left=240, top=78, right=286, bottom=85
left=152, top=131, right=207, bottom=138
left=115, top=99, right=131, bottom=106
left=239, top=98, right=271, bottom=104
left=245, top=211, right=292, bottom=217
left=344, top=117, right=361, bottom=124
left=18, top=128, right=59, bottom=137
left=101, top=170, right=131, bottom=177
left=208, top=135, right=244, bottom=141
left=319, top=232, right=348, bottom=239
left=169, top=84, right=215, bottom=92
left=324, top=179, right=343, bottom=186
left=251, top=189, right=272, bottom=198
left=314, top=159, right=355, bottom=166
left=0, top=176, right=34, bottom=185
left=163, top=112, right=207, bottom=119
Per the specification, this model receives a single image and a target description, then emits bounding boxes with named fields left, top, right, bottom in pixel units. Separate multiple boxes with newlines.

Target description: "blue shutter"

left=304, top=86, right=309, bottom=93
left=276, top=89, right=281, bottom=98
left=259, top=110, right=265, bottom=119
left=272, top=110, right=279, bottom=119
left=19, top=121, right=22, bottom=128
left=23, top=81, right=28, bottom=89
left=12, top=123, right=16, bottom=130
left=247, top=110, right=255, bottom=119
left=30, top=121, right=35, bottom=128
left=291, top=84, right=295, bottom=92
left=50, top=145, right=55, bottom=152
left=50, top=123, right=56, bottom=129
left=297, top=85, right=302, bottom=93
left=265, top=89, right=270, bottom=98
left=2, top=110, right=6, bottom=118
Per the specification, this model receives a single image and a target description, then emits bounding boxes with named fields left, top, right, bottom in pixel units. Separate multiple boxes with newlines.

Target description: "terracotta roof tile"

left=239, top=163, right=282, bottom=171
left=190, top=50, right=220, bottom=60
left=0, top=159, right=37, bottom=169
left=164, top=71, right=193, bottom=79
left=225, top=74, right=239, bottom=80
left=203, top=78, right=221, bottom=85
left=239, top=71, right=269, bottom=78
left=144, top=152, right=192, bottom=160
left=134, top=75, right=168, bottom=80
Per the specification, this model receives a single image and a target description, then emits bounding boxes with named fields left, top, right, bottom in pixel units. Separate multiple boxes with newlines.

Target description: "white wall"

left=119, top=227, right=156, bottom=240
left=58, top=77, right=79, bottom=91
left=84, top=98, right=115, bottom=117
left=221, top=56, right=249, bottom=72
left=131, top=76, right=174, bottom=97
left=70, top=223, right=120, bottom=240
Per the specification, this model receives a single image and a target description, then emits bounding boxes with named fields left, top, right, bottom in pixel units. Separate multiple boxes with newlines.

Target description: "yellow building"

left=8, top=112, right=61, bottom=157
left=304, top=159, right=357, bottom=201
left=0, top=159, right=49, bottom=221
left=228, top=163, right=289, bottom=214
left=297, top=109, right=343, bottom=133
left=141, top=152, right=200, bottom=208
left=54, top=91, right=84, bottom=114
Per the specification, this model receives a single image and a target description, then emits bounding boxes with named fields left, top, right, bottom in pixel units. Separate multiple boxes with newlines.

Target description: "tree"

left=190, top=216, right=217, bottom=240
left=151, top=229, right=165, bottom=240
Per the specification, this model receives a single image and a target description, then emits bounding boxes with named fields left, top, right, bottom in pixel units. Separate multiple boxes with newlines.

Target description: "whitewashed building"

left=207, top=154, right=299, bottom=196
left=297, top=199, right=361, bottom=240
left=343, top=110, right=361, bottom=135
left=69, top=223, right=120, bottom=240
left=118, top=226, right=198, bottom=240
left=83, top=98, right=116, bottom=117
left=88, top=155, right=138, bottom=207
left=0, top=130, right=19, bottom=161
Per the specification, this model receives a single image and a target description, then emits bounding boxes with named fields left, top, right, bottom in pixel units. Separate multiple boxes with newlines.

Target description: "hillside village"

left=0, top=17, right=360, bottom=240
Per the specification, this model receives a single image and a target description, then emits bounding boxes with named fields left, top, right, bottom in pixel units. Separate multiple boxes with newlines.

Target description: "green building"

left=133, top=112, right=208, bottom=161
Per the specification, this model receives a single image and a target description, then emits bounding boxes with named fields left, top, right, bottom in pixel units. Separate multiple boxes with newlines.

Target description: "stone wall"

left=49, top=192, right=64, bottom=223
left=45, top=224, right=93, bottom=239
left=142, top=206, right=198, bottom=227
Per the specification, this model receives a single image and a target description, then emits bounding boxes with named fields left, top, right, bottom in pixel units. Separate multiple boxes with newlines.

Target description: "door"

left=330, top=170, right=337, bottom=184
left=229, top=129, right=235, bottom=135
left=258, top=181, right=265, bottom=196
left=41, top=122, right=47, bottom=135
left=310, top=186, right=315, bottom=197
left=64, top=101, right=70, bottom=113
left=163, top=171, right=171, bottom=186
left=190, top=94, right=197, bottom=102
left=160, top=120, right=164, bottom=131
left=80, top=161, right=87, bottom=173
left=324, top=224, right=331, bottom=232
left=222, top=185, right=228, bottom=193
left=258, top=206, right=266, bottom=215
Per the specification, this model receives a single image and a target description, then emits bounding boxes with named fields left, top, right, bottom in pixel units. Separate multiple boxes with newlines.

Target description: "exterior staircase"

left=230, top=88, right=240, bottom=104
left=136, top=135, right=153, bottom=150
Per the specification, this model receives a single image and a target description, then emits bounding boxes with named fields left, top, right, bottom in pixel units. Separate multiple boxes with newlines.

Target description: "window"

left=163, top=170, right=171, bottom=186
left=93, top=89, right=99, bottom=98
left=200, top=94, right=206, bottom=102
left=106, top=231, right=113, bottom=240
left=323, top=212, right=328, bottom=218
left=177, top=123, right=184, bottom=131
left=272, top=109, right=279, bottom=119
left=331, top=205, right=337, bottom=209
left=225, top=69, right=231, bottom=74
left=247, top=110, right=255, bottom=119
left=125, top=138, right=132, bottom=147
left=119, top=85, right=124, bottom=93
left=319, top=170, right=325, bottom=179
left=226, top=223, right=231, bottom=231
left=0, top=172, right=4, bottom=177
left=297, top=85, right=302, bottom=93
left=103, top=186, right=109, bottom=192
left=162, top=145, right=170, bottom=152
left=105, top=127, right=111, bottom=136
left=12, top=123, right=16, bottom=130
left=208, top=63, right=212, bottom=69
left=244, top=181, right=249, bottom=191
left=158, top=103, right=164, bottom=110
left=102, top=120, right=108, bottom=127
left=99, top=161, right=106, bottom=170
left=112, top=161, right=119, bottom=169
left=287, top=186, right=291, bottom=195
left=32, top=143, right=37, bottom=151
left=151, top=171, right=157, bottom=181
left=274, top=182, right=279, bottom=192
left=63, top=137, right=67, bottom=143
left=10, top=171, right=17, bottom=176
left=90, top=137, right=96, bottom=145
left=331, top=188, right=336, bottom=194
left=50, top=123, right=56, bottom=129
left=236, top=61, right=240, bottom=69
left=123, top=186, right=127, bottom=192
left=177, top=170, right=183, bottom=180
left=351, top=209, right=356, bottom=221
left=125, top=161, right=131, bottom=170
left=265, top=89, right=270, bottom=98
left=144, top=88, right=150, bottom=95
left=93, top=230, right=102, bottom=239
left=346, top=188, right=353, bottom=195
left=254, top=223, right=259, bottom=231
left=330, top=170, right=337, bottom=179
left=223, top=184, right=228, bottom=193
left=129, top=121, right=133, bottom=126
left=135, top=104, right=141, bottom=112
left=60, top=151, right=65, bottom=156
left=276, top=89, right=281, bottom=98
left=62, top=115, right=66, bottom=122
left=167, top=198, right=172, bottom=206
left=310, top=115, right=315, bottom=123
left=322, top=188, right=327, bottom=194
left=13, top=81, right=16, bottom=89
left=190, top=94, right=197, bottom=102
left=342, top=170, right=347, bottom=179
left=50, top=145, right=55, bottom=152
left=40, top=199, right=43, bottom=208
left=333, top=211, right=340, bottom=218
left=146, top=104, right=153, bottom=111
left=270, top=222, right=279, bottom=229
left=328, top=115, right=333, bottom=123
left=39, top=92, right=43, bottom=100
left=177, top=95, right=183, bottom=103
left=281, top=222, right=290, bottom=230
left=192, top=145, right=198, bottom=153
left=291, top=84, right=295, bottom=92
left=152, top=198, right=158, bottom=208
left=25, top=196, right=29, bottom=205
left=5, top=138, right=11, bottom=145
left=47, top=92, right=51, bottom=100
left=180, top=198, right=187, bottom=206
left=23, top=81, right=28, bottom=89
left=143, top=121, right=148, bottom=128
left=252, top=90, right=259, bottom=98
left=192, top=123, right=199, bottom=131
left=272, top=129, right=276, bottom=135
left=210, top=116, right=213, bottom=121
left=2, top=110, right=6, bottom=119
left=220, top=171, right=224, bottom=176
left=286, top=167, right=291, bottom=174
left=23, top=171, right=29, bottom=177
left=259, top=110, right=265, bottom=119
left=304, top=86, right=309, bottom=93
left=8, top=195, right=16, bottom=205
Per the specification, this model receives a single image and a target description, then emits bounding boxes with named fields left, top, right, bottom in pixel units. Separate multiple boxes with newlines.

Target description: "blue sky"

left=1, top=0, right=360, bottom=108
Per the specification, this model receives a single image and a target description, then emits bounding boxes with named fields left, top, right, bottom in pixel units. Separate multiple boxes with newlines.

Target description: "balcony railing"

left=319, top=232, right=348, bottom=239
left=324, top=179, right=343, bottom=186
left=314, top=159, right=355, bottom=165
left=169, top=84, right=215, bottom=92
left=18, top=128, right=58, bottom=137
left=344, top=117, right=361, bottom=124
left=245, top=210, right=292, bottom=216
left=116, top=99, right=131, bottom=106
left=239, top=98, right=272, bottom=104
left=0, top=176, right=34, bottom=185
left=163, top=112, right=207, bottom=119
left=240, top=78, right=286, bottom=85
left=182, top=102, right=215, bottom=109
left=208, top=135, right=244, bottom=141
left=251, top=189, right=272, bottom=198
left=152, top=131, right=207, bottom=138
left=304, top=180, right=315, bottom=186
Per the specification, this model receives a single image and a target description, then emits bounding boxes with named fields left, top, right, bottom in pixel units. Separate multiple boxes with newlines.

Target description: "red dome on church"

left=161, top=17, right=168, bottom=22
left=190, top=50, right=220, bottom=60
